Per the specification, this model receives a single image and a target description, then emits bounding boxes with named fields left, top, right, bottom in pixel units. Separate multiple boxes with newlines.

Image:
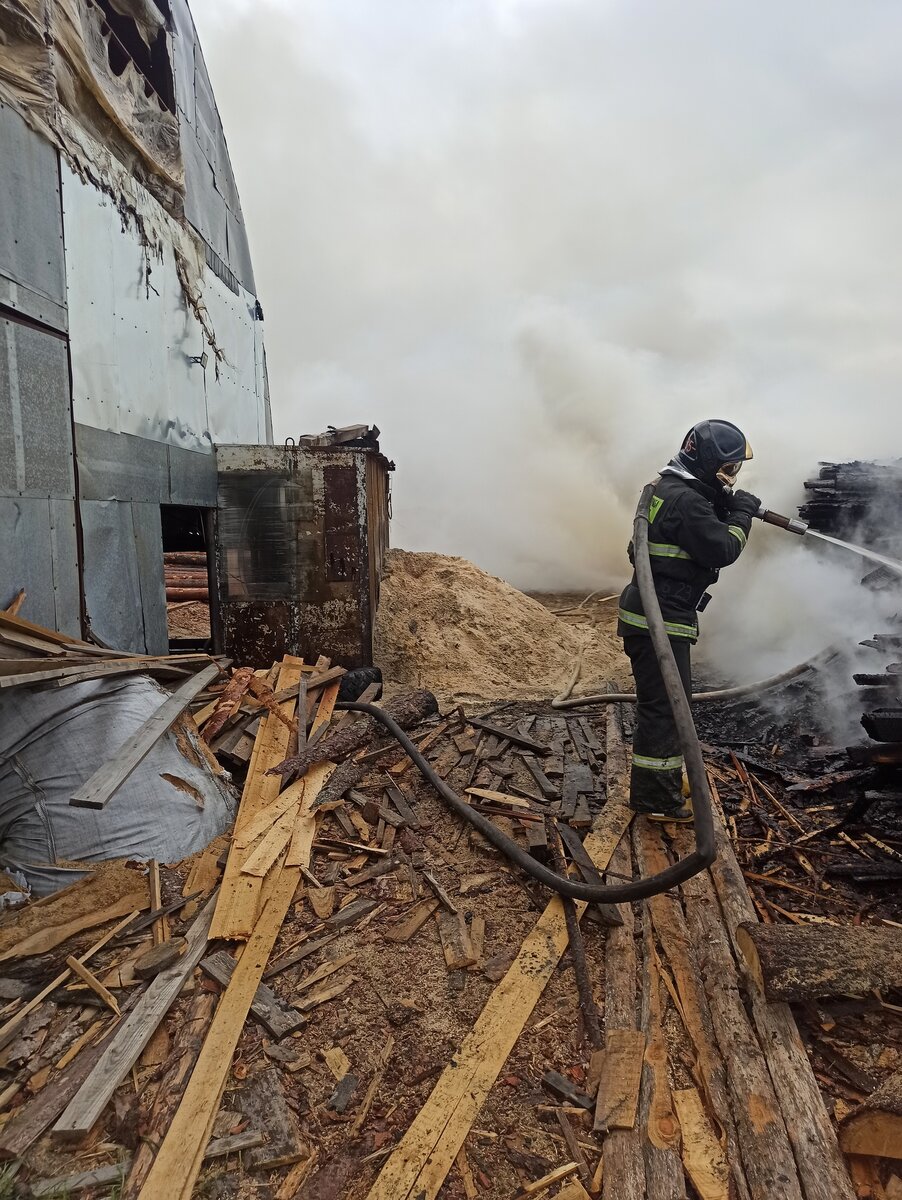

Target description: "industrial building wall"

left=0, top=101, right=82, bottom=638
left=0, top=2, right=272, bottom=655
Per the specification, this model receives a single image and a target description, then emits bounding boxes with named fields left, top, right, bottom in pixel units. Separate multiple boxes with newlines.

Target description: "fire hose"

left=337, top=482, right=715, bottom=902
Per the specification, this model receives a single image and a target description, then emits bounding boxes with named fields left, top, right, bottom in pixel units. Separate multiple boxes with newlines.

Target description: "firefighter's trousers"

left=623, top=634, right=692, bottom=814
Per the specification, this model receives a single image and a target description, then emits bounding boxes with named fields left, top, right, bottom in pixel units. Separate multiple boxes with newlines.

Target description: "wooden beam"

left=69, top=664, right=221, bottom=809
left=52, top=897, right=216, bottom=1141
left=692, top=785, right=858, bottom=1200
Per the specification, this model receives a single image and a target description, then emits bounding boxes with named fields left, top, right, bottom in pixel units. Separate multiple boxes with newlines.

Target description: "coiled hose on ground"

left=338, top=482, right=715, bottom=902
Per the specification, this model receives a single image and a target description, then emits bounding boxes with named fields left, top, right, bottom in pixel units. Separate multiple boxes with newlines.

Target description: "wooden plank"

left=52, top=897, right=216, bottom=1141
left=694, top=791, right=858, bottom=1200
left=209, top=657, right=304, bottom=941
left=69, top=664, right=221, bottom=809
left=0, top=909, right=138, bottom=1053
left=673, top=1088, right=729, bottom=1200
left=0, top=655, right=212, bottom=689
left=64, top=956, right=121, bottom=1017
left=240, top=804, right=300, bottom=877
left=384, top=899, right=440, bottom=944
left=137, top=869, right=299, bottom=1200
left=365, top=794, right=632, bottom=1200
left=437, top=911, right=476, bottom=969
left=520, top=754, right=558, bottom=800
left=286, top=766, right=333, bottom=865
left=593, top=1029, right=645, bottom=1131
left=200, top=951, right=305, bottom=1039
left=148, top=861, right=167, bottom=947
left=263, top=932, right=339, bottom=981
left=0, top=892, right=147, bottom=964
left=465, top=787, right=534, bottom=809
left=467, top=717, right=549, bottom=755
left=233, top=783, right=305, bottom=849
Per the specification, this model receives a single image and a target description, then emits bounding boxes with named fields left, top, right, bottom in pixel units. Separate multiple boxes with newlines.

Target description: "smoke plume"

left=191, top=0, right=902, bottom=683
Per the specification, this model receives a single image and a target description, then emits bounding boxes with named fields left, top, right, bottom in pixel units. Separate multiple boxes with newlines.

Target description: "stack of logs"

left=164, top=551, right=209, bottom=603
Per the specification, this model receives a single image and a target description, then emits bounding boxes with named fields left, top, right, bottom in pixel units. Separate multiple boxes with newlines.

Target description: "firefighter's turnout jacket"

left=617, top=470, right=753, bottom=643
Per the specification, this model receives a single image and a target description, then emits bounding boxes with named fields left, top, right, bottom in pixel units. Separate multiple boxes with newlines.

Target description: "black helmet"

left=675, top=419, right=753, bottom=488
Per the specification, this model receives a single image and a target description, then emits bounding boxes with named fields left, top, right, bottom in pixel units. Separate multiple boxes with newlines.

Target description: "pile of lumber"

left=1, top=633, right=901, bottom=1198
left=164, top=551, right=210, bottom=602
left=0, top=607, right=218, bottom=691
left=799, top=459, right=902, bottom=542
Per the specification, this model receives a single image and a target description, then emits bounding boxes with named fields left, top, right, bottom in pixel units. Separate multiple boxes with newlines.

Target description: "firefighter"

left=617, top=419, right=760, bottom=820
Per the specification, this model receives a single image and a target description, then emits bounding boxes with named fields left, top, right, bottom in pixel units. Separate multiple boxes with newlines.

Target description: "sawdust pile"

left=374, top=549, right=626, bottom=703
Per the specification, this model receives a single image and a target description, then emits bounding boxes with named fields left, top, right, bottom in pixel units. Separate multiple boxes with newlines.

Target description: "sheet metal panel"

left=168, top=0, right=255, bottom=292
left=0, top=102, right=67, bottom=332
left=48, top=496, right=82, bottom=636
left=80, top=499, right=147, bottom=653
left=0, top=317, right=74, bottom=499
left=203, top=273, right=265, bottom=443
left=168, top=442, right=217, bottom=506
left=0, top=497, right=80, bottom=636
left=62, top=164, right=266, bottom=450
left=75, top=424, right=169, bottom=502
left=131, top=502, right=168, bottom=655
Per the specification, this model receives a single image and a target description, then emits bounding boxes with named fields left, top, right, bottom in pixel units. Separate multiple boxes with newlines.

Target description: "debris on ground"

left=0, top=603, right=900, bottom=1199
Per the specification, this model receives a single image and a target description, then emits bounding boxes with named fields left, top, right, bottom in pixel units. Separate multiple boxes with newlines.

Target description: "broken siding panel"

left=62, top=163, right=266, bottom=450
left=0, top=102, right=67, bottom=331
left=169, top=0, right=256, bottom=293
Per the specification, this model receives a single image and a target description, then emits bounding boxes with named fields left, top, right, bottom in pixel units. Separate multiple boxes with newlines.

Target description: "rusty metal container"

left=212, top=434, right=392, bottom=668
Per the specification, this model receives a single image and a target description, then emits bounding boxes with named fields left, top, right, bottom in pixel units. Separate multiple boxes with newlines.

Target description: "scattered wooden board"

left=385, top=899, right=440, bottom=944
left=52, top=898, right=216, bottom=1141
left=0, top=892, right=147, bottom=964
left=69, top=664, right=220, bottom=808
left=593, top=1029, right=646, bottom=1132
left=673, top=1087, right=729, bottom=1200
left=138, top=870, right=299, bottom=1200
left=210, top=657, right=304, bottom=941
left=200, top=950, right=306, bottom=1040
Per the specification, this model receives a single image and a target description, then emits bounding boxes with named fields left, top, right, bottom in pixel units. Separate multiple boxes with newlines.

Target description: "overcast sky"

left=189, top=0, right=902, bottom=606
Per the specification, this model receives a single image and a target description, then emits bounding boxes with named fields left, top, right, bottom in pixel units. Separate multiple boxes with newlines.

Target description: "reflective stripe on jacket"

left=617, top=472, right=753, bottom=641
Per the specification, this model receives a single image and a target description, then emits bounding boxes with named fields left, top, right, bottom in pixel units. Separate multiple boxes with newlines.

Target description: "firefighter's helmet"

left=676, top=420, right=753, bottom=488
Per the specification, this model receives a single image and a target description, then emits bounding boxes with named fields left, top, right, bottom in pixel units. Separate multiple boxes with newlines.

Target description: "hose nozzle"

left=756, top=506, right=809, bottom=536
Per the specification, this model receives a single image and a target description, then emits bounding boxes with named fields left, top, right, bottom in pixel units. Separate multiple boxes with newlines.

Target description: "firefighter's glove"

left=728, top=489, right=761, bottom=518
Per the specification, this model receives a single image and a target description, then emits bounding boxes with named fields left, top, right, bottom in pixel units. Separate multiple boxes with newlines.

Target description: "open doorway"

left=161, top=505, right=213, bottom=651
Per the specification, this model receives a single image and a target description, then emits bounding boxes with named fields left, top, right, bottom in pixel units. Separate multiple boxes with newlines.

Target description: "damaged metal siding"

left=0, top=3, right=271, bottom=651
left=214, top=444, right=392, bottom=669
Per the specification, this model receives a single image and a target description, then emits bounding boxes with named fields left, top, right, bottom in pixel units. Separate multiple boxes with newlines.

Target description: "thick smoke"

left=192, top=0, right=902, bottom=683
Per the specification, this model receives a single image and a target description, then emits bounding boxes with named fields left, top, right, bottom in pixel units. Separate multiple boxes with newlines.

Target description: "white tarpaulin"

left=0, top=673, right=237, bottom=895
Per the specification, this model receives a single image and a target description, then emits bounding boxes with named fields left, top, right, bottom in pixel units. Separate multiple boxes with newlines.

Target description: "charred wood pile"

left=0, top=608, right=901, bottom=1197
left=799, top=459, right=902, bottom=542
